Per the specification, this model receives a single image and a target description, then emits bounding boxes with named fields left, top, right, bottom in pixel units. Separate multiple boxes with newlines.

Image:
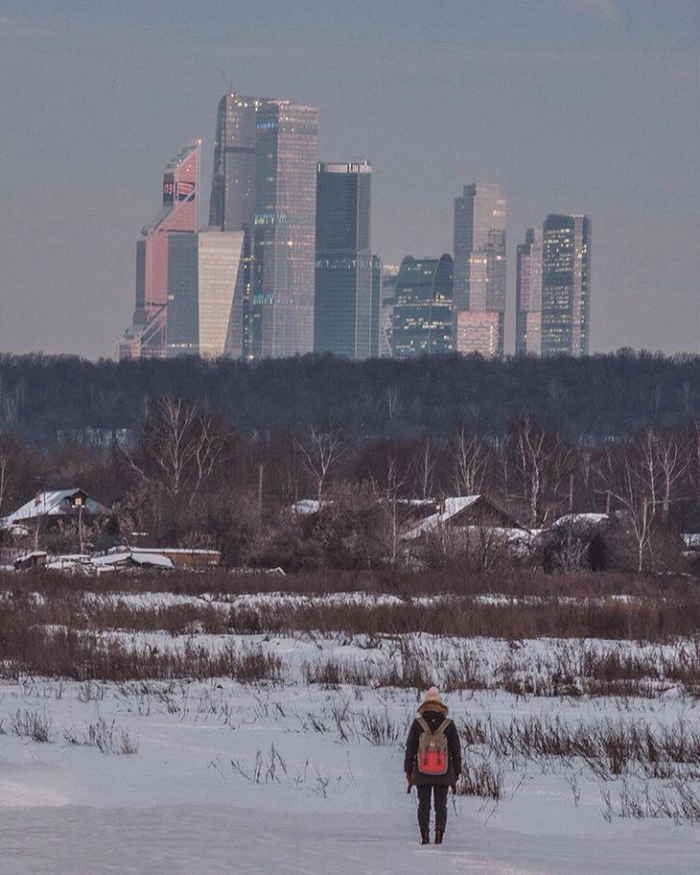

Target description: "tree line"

left=0, top=350, right=698, bottom=447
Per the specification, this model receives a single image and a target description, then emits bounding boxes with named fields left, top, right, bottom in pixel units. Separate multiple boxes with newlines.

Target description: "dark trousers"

left=417, top=784, right=448, bottom=834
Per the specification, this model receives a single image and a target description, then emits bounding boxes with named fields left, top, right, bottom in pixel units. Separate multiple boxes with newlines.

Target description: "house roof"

left=401, top=496, right=484, bottom=541
left=92, top=551, right=174, bottom=569
left=554, top=513, right=609, bottom=528
left=1, top=489, right=109, bottom=527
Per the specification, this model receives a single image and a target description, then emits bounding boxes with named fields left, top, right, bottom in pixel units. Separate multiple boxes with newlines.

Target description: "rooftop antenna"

left=220, top=70, right=234, bottom=95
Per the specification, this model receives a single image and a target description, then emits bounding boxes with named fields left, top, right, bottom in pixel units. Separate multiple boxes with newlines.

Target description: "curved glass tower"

left=391, top=254, right=454, bottom=359
left=119, top=141, right=200, bottom=360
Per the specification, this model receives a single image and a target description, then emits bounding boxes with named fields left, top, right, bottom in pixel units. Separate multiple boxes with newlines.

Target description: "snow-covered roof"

left=106, top=546, right=219, bottom=557
left=292, top=499, right=321, bottom=515
left=554, top=513, right=609, bottom=528
left=14, top=551, right=48, bottom=562
left=1, top=489, right=109, bottom=527
left=401, top=496, right=483, bottom=541
left=92, top=551, right=174, bottom=569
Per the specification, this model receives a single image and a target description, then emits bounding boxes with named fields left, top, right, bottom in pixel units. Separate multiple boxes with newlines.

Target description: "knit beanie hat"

left=417, top=686, right=448, bottom=715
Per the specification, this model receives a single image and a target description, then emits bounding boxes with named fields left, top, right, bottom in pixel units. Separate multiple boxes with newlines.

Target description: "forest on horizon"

left=0, top=350, right=698, bottom=448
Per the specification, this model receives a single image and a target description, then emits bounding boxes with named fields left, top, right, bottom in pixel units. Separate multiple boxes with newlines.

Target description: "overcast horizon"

left=0, top=0, right=698, bottom=360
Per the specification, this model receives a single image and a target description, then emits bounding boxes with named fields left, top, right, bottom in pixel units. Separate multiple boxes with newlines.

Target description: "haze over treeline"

left=0, top=352, right=698, bottom=448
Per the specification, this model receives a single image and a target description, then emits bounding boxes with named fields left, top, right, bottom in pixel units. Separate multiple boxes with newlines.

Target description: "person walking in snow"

left=404, top=686, right=462, bottom=845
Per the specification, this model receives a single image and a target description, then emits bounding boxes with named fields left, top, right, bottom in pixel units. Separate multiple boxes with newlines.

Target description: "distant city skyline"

left=0, top=2, right=697, bottom=358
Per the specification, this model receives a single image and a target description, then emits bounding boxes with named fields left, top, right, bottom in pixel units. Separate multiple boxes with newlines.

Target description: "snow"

left=91, top=551, right=174, bottom=569
left=554, top=513, right=610, bottom=528
left=0, top=677, right=697, bottom=874
left=2, top=579, right=699, bottom=874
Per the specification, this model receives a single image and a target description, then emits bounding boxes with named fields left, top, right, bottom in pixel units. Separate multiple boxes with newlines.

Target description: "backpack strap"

left=416, top=716, right=431, bottom=734
left=436, top=718, right=452, bottom=735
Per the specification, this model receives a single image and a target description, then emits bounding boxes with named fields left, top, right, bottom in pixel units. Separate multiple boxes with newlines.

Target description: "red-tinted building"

left=119, top=142, right=200, bottom=359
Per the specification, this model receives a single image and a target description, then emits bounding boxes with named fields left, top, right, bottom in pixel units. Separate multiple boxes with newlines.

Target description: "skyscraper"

left=314, top=161, right=375, bottom=359
left=391, top=255, right=453, bottom=359
left=541, top=214, right=592, bottom=356
left=119, top=141, right=200, bottom=360
left=379, top=264, right=399, bottom=358
left=516, top=227, right=543, bottom=355
left=166, top=229, right=244, bottom=358
left=453, top=183, right=506, bottom=357
left=252, top=100, right=318, bottom=358
left=208, top=94, right=263, bottom=358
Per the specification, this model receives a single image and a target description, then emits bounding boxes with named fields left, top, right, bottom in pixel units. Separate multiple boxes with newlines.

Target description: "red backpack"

left=416, top=716, right=451, bottom=776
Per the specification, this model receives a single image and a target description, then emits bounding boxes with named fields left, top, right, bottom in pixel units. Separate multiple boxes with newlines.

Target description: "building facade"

left=119, top=142, right=200, bottom=359
left=453, top=183, right=506, bottom=357
left=251, top=100, right=318, bottom=359
left=208, top=94, right=264, bottom=358
left=516, top=227, right=543, bottom=355
left=391, top=255, right=453, bottom=359
left=167, top=229, right=244, bottom=358
left=379, top=264, right=399, bottom=358
left=541, top=214, right=592, bottom=357
left=314, top=161, right=375, bottom=359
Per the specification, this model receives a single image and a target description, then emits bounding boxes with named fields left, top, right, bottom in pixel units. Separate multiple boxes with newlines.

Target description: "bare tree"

left=596, top=443, right=654, bottom=573
left=385, top=384, right=402, bottom=421
left=124, top=397, right=224, bottom=505
left=410, top=437, right=435, bottom=500
left=511, top=417, right=548, bottom=527
left=0, top=447, right=10, bottom=519
left=450, top=429, right=488, bottom=497
left=296, top=426, right=346, bottom=506
left=370, top=455, right=408, bottom=568
left=653, top=430, right=689, bottom=524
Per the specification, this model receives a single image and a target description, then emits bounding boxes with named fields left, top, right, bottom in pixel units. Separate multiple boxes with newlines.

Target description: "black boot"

left=434, top=829, right=444, bottom=845
left=421, top=830, right=430, bottom=845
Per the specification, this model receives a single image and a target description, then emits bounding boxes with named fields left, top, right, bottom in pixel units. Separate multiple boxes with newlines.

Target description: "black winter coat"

left=403, top=709, right=462, bottom=787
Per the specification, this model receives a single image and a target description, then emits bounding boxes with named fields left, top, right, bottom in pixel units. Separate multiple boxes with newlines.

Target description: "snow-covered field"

left=2, top=583, right=699, bottom=873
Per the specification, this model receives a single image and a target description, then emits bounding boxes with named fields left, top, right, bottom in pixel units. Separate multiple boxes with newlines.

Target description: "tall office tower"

left=252, top=100, right=318, bottom=358
left=391, top=255, right=453, bottom=359
left=370, top=255, right=382, bottom=358
left=314, top=161, right=375, bottom=359
left=167, top=229, right=244, bottom=358
left=379, top=264, right=399, bottom=357
left=541, top=214, right=592, bottom=356
left=119, top=142, right=200, bottom=360
left=515, top=227, right=543, bottom=355
left=208, top=93, right=264, bottom=358
left=453, top=183, right=506, bottom=357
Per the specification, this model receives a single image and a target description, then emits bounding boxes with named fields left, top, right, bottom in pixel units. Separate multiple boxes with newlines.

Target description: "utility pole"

left=258, top=463, right=264, bottom=515
left=568, top=473, right=575, bottom=513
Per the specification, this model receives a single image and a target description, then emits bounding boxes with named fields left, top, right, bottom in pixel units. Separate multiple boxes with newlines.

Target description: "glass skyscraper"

left=541, top=214, right=592, bottom=357
left=207, top=93, right=318, bottom=359
left=453, top=183, right=506, bottom=357
left=516, top=227, right=543, bottom=356
left=208, top=94, right=264, bottom=358
left=391, top=255, right=453, bottom=359
left=314, top=161, right=376, bottom=359
left=251, top=100, right=318, bottom=359
left=119, top=141, right=200, bottom=360
left=167, top=229, right=244, bottom=358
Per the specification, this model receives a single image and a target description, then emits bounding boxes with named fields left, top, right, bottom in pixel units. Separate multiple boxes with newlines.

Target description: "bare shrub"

left=455, top=760, right=504, bottom=800
left=357, top=709, right=403, bottom=746
left=9, top=708, right=54, bottom=743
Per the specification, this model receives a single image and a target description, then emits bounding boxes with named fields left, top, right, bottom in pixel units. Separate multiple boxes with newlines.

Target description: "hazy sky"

left=1, top=0, right=698, bottom=359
